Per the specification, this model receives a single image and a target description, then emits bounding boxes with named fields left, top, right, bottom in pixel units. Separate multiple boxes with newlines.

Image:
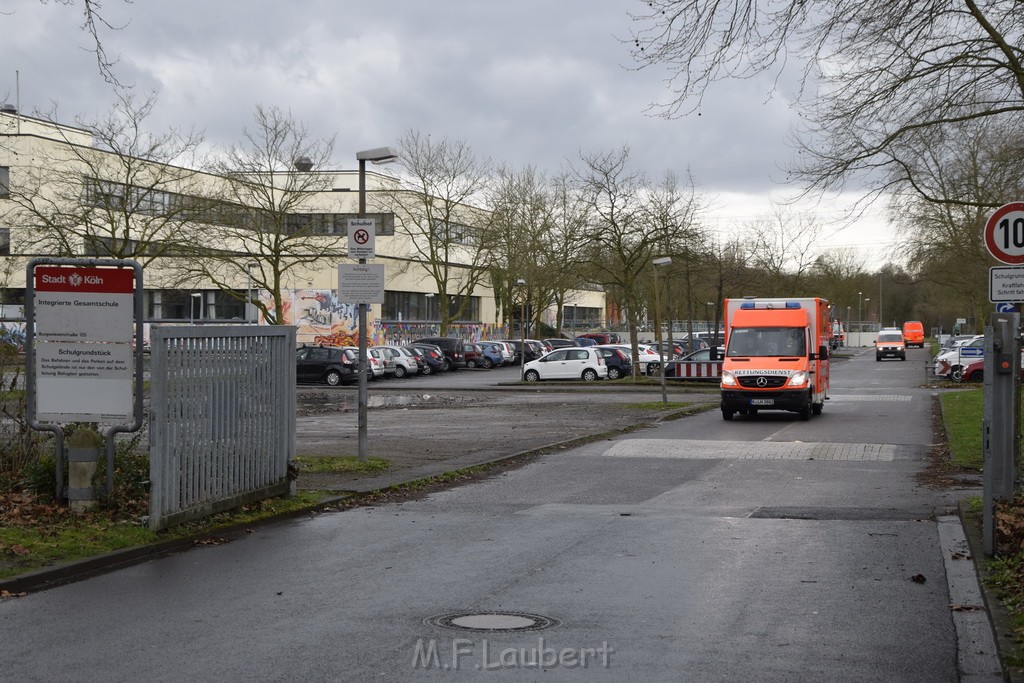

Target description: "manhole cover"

left=425, top=611, right=560, bottom=632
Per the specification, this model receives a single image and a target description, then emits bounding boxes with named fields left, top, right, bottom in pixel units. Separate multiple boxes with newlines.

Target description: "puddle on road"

left=298, top=393, right=471, bottom=413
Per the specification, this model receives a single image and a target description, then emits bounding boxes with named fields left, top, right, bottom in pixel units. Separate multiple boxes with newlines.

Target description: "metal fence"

left=148, top=326, right=295, bottom=530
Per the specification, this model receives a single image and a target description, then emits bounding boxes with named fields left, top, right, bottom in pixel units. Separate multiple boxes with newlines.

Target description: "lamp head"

left=356, top=146, right=399, bottom=164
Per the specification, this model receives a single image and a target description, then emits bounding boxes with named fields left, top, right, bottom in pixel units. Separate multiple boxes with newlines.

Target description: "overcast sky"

left=4, top=0, right=893, bottom=263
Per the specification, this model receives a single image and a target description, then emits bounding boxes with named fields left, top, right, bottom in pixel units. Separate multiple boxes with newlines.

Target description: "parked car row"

left=298, top=333, right=738, bottom=386
left=933, top=334, right=984, bottom=380
left=297, top=338, right=529, bottom=385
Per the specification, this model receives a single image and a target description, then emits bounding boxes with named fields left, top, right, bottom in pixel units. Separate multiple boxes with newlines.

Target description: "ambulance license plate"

left=751, top=399, right=774, bottom=406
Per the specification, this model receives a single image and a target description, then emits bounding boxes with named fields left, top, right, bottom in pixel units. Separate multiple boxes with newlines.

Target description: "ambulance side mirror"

left=813, top=344, right=829, bottom=361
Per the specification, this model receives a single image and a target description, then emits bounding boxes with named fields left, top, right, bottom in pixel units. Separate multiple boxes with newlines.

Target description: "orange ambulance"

left=717, top=297, right=831, bottom=421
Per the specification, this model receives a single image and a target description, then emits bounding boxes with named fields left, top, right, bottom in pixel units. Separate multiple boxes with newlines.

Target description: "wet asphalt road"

left=0, top=346, right=999, bottom=681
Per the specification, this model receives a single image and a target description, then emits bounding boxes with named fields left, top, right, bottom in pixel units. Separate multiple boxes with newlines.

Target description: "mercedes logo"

left=756, top=376, right=768, bottom=387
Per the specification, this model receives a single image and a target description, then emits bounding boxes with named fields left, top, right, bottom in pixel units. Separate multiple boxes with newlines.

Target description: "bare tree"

left=744, top=205, right=832, bottom=296
left=643, top=171, right=709, bottom=352
left=178, top=105, right=340, bottom=325
left=31, top=0, right=132, bottom=85
left=573, top=146, right=675, bottom=368
left=383, top=130, right=493, bottom=335
left=7, top=91, right=205, bottom=275
left=629, top=1, right=1024, bottom=207
left=483, top=167, right=590, bottom=336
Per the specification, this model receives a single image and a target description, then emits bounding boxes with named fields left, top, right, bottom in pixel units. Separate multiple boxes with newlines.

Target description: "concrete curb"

left=959, top=500, right=1021, bottom=682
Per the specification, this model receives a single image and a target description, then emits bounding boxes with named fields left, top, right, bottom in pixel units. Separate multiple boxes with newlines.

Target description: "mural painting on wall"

left=265, top=289, right=369, bottom=346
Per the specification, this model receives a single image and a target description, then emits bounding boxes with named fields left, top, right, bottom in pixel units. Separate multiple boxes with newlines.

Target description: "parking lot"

left=295, top=364, right=720, bottom=490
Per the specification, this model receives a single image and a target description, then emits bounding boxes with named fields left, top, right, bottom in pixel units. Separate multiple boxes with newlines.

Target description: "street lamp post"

left=516, top=279, right=527, bottom=378
left=190, top=292, right=202, bottom=325
left=863, top=299, right=870, bottom=343
left=845, top=306, right=851, bottom=346
left=246, top=262, right=259, bottom=324
left=858, top=291, right=863, bottom=345
left=355, top=146, right=398, bottom=462
left=653, top=257, right=672, bottom=404
left=879, top=272, right=884, bottom=329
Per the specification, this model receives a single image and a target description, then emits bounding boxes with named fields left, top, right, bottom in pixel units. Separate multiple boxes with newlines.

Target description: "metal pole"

left=246, top=267, right=253, bottom=325
left=879, top=273, right=883, bottom=329
left=858, top=292, right=862, bottom=345
left=653, top=266, right=667, bottom=403
left=519, top=283, right=527, bottom=378
left=357, top=158, right=368, bottom=462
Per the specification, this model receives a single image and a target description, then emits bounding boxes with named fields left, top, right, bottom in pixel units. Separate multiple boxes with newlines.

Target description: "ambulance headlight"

left=788, top=371, right=808, bottom=387
left=721, top=371, right=738, bottom=387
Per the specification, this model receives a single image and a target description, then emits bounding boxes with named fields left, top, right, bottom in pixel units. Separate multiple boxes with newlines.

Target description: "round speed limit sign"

left=985, top=202, right=1024, bottom=264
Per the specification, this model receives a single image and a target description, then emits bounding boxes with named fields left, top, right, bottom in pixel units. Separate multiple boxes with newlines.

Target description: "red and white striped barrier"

left=671, top=361, right=722, bottom=380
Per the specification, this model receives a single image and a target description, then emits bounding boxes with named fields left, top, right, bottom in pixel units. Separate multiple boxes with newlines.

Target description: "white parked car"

left=373, top=345, right=420, bottom=378
left=933, top=335, right=984, bottom=379
left=522, top=347, right=608, bottom=382
left=599, top=344, right=662, bottom=376
left=343, top=346, right=386, bottom=379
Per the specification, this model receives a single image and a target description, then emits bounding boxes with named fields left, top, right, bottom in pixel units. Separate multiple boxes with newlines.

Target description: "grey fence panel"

left=148, top=326, right=296, bottom=530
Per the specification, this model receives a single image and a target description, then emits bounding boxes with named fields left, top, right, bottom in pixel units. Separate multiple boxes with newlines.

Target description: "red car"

left=960, top=358, right=1024, bottom=382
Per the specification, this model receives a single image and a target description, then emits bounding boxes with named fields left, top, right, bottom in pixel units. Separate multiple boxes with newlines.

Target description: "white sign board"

left=347, top=218, right=376, bottom=260
left=338, top=263, right=385, bottom=304
left=32, top=266, right=135, bottom=423
left=35, top=343, right=134, bottom=422
left=990, top=266, right=1024, bottom=303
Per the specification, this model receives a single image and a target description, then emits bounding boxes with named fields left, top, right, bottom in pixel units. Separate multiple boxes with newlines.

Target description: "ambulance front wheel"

left=812, top=402, right=823, bottom=416
left=721, top=408, right=734, bottom=421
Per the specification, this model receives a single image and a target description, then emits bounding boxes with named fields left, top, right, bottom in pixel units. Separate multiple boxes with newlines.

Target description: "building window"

left=381, top=291, right=479, bottom=322
left=0, top=228, right=9, bottom=255
left=145, top=290, right=245, bottom=321
left=210, top=289, right=245, bottom=320
left=0, top=166, right=8, bottom=198
left=304, top=212, right=395, bottom=236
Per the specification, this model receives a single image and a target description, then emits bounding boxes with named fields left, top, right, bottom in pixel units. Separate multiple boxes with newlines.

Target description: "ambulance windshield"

left=727, top=327, right=806, bottom=357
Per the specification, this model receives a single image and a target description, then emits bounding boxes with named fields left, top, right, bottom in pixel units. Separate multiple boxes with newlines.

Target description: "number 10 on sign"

left=985, top=202, right=1024, bottom=264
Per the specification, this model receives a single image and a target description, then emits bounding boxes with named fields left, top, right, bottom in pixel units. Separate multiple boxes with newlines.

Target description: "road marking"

left=828, top=394, right=914, bottom=401
left=599, top=439, right=896, bottom=461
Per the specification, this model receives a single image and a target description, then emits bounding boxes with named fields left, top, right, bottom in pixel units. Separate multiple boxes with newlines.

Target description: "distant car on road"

left=522, top=347, right=608, bottom=382
left=902, top=321, right=925, bottom=348
left=875, top=330, right=906, bottom=361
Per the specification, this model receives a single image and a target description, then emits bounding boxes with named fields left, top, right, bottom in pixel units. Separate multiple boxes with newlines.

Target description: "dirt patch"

left=915, top=393, right=981, bottom=490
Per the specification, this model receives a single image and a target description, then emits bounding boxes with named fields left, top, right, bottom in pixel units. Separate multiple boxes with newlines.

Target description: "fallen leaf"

left=192, top=537, right=229, bottom=547
left=911, top=574, right=927, bottom=583
left=9, top=545, right=29, bottom=556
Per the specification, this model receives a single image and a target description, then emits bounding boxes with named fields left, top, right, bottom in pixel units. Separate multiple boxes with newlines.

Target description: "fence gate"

left=148, top=326, right=295, bottom=530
